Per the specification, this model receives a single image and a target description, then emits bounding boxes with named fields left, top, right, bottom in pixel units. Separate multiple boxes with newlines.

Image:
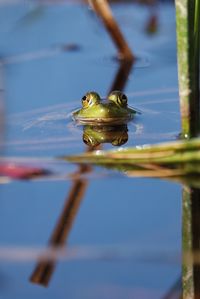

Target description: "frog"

left=82, top=124, right=128, bottom=147
left=72, top=91, right=138, bottom=125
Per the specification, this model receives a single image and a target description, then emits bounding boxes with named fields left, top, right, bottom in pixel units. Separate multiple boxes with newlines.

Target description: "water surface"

left=0, top=2, right=181, bottom=299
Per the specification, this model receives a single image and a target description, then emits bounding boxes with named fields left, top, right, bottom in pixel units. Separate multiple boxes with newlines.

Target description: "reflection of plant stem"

left=30, top=164, right=91, bottom=287
left=108, top=60, right=133, bottom=93
left=182, top=187, right=194, bottom=299
left=190, top=188, right=200, bottom=299
left=182, top=187, right=200, bottom=299
left=89, top=0, right=134, bottom=62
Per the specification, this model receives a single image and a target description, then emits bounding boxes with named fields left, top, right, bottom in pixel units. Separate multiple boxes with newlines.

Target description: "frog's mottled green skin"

left=72, top=91, right=137, bottom=125
left=83, top=125, right=128, bottom=147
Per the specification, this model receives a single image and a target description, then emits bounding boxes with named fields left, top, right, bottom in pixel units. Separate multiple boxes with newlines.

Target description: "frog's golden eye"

left=108, top=91, right=128, bottom=108
left=83, top=133, right=100, bottom=147
left=111, top=132, right=128, bottom=146
left=82, top=95, right=89, bottom=108
left=81, top=92, right=100, bottom=108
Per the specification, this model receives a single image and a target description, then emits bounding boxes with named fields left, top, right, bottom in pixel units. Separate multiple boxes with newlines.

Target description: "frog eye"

left=81, top=92, right=100, bottom=108
left=82, top=95, right=89, bottom=108
left=83, top=134, right=100, bottom=147
left=111, top=132, right=128, bottom=146
left=108, top=91, right=128, bottom=107
left=121, top=94, right=127, bottom=106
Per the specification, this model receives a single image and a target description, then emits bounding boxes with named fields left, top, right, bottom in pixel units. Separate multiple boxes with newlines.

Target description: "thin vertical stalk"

left=175, top=0, right=200, bottom=138
left=89, top=0, right=134, bottom=62
left=194, top=0, right=200, bottom=105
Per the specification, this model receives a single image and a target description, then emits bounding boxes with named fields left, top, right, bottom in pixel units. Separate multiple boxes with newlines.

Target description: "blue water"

left=0, top=2, right=181, bottom=299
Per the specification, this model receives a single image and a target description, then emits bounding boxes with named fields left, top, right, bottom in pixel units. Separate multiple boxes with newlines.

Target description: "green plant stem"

left=194, top=0, right=200, bottom=105
left=175, top=0, right=200, bottom=138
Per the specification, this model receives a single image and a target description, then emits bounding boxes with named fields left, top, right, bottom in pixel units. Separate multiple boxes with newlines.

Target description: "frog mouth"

left=73, top=115, right=134, bottom=126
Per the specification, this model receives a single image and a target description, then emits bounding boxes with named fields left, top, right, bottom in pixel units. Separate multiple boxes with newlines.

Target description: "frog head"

left=72, top=90, right=137, bottom=125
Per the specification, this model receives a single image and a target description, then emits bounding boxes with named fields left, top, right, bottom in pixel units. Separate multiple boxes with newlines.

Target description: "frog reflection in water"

left=72, top=91, right=137, bottom=125
left=83, top=124, right=128, bottom=147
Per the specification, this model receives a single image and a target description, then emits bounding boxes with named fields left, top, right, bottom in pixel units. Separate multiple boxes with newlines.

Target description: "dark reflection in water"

left=191, top=189, right=200, bottom=299
left=183, top=188, right=200, bottom=299
left=83, top=124, right=128, bottom=147
left=108, top=60, right=133, bottom=93
left=30, top=58, right=133, bottom=286
left=30, top=163, right=91, bottom=286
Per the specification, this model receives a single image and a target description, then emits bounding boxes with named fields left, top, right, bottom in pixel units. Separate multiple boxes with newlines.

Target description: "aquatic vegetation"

left=62, top=137, right=200, bottom=179
left=175, top=0, right=200, bottom=137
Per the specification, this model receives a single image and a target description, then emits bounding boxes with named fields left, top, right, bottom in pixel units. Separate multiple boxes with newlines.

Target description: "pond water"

left=0, top=1, right=182, bottom=299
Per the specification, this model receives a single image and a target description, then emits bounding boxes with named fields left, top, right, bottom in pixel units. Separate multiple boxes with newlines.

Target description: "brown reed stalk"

left=89, top=0, right=134, bottom=61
